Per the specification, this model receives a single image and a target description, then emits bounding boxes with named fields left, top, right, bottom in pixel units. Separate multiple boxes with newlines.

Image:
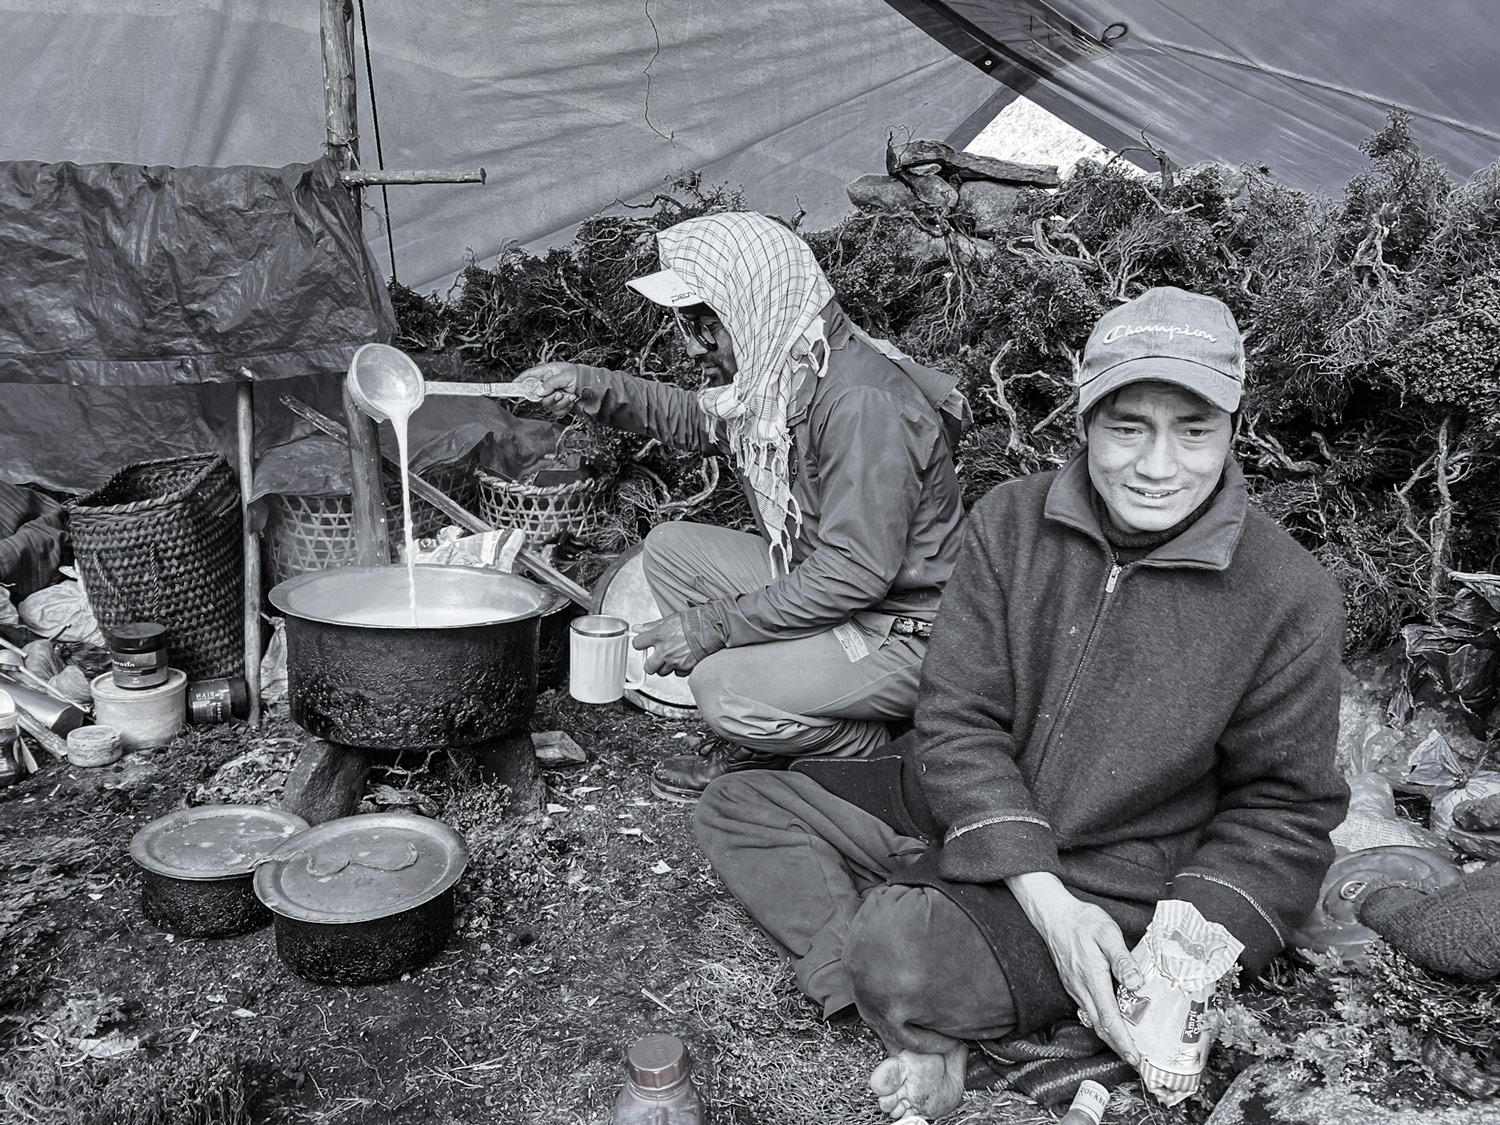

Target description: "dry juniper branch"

left=391, top=114, right=1500, bottom=657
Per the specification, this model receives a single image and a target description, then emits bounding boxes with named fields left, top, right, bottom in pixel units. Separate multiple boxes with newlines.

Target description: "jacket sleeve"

left=1170, top=594, right=1349, bottom=976
left=912, top=493, right=1065, bottom=882
left=683, top=383, right=938, bottom=655
left=573, top=365, right=719, bottom=452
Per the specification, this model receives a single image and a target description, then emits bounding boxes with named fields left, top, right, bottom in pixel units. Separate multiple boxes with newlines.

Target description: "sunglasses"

left=674, top=309, right=720, bottom=352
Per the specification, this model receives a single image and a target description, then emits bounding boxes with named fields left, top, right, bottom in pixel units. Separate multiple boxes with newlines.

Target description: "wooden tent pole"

left=235, top=376, right=263, bottom=726
left=321, top=0, right=388, bottom=564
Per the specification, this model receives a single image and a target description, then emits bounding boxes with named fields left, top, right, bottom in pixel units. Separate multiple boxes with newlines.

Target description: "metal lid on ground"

left=129, top=805, right=310, bottom=881
left=252, top=812, right=468, bottom=924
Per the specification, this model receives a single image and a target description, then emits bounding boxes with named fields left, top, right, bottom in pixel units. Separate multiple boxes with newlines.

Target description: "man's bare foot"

left=868, top=1042, right=967, bottom=1120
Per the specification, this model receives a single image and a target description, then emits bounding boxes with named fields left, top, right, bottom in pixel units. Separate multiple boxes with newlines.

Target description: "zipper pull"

left=1105, top=565, right=1122, bottom=593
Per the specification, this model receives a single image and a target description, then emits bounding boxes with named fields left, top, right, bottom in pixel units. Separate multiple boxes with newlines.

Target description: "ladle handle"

left=426, top=380, right=542, bottom=401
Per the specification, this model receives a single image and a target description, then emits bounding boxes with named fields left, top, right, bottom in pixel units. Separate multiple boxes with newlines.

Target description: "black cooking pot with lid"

left=268, top=565, right=565, bottom=751
left=130, top=805, right=310, bottom=937
left=253, top=811, right=468, bottom=985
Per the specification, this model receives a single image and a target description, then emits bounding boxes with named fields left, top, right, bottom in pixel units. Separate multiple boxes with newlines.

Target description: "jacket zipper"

left=1033, top=561, right=1124, bottom=777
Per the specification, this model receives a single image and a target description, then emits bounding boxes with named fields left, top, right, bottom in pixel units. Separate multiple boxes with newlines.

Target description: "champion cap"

left=1077, top=287, right=1245, bottom=415
left=625, top=267, right=705, bottom=308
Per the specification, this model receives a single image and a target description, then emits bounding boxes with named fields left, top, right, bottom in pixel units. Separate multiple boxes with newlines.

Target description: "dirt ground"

left=0, top=683, right=1063, bottom=1125
left=0, top=661, right=1494, bottom=1124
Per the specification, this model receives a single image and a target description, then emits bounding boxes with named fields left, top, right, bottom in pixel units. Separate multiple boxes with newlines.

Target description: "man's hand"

left=518, top=361, right=582, bottom=415
left=633, top=615, right=698, bottom=677
left=1006, top=872, right=1143, bottom=1067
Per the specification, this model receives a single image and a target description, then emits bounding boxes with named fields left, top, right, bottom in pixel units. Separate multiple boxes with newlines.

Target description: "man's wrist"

left=1005, top=871, right=1073, bottom=925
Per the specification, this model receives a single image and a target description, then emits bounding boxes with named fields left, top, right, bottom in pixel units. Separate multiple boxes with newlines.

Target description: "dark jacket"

left=572, top=305, right=967, bottom=659
left=802, top=452, right=1348, bottom=1034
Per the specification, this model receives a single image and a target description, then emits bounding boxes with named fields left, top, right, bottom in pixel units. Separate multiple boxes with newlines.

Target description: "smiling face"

left=1086, top=381, right=1233, bottom=533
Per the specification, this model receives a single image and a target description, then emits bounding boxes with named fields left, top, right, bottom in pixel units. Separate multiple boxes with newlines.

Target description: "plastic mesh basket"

left=473, top=470, right=605, bottom=545
left=67, top=453, right=245, bottom=680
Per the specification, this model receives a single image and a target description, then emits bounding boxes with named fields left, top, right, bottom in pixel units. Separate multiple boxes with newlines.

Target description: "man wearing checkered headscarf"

left=524, top=210, right=968, bottom=801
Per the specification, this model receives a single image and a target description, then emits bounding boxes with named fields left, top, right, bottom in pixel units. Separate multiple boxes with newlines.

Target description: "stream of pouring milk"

left=363, top=384, right=421, bottom=625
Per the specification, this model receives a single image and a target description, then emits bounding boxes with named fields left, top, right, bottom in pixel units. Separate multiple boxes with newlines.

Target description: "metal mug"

left=568, top=615, right=648, bottom=704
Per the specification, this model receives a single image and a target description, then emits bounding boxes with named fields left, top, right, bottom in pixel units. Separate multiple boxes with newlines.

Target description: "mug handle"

left=624, top=627, right=650, bottom=691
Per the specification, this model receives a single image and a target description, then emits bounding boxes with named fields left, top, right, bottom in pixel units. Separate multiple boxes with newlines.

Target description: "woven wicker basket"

left=473, top=470, right=605, bottom=545
left=263, top=461, right=478, bottom=587
left=67, top=454, right=244, bottom=680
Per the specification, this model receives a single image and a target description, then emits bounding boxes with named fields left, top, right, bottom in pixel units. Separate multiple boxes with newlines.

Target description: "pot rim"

left=268, top=564, right=566, bottom=629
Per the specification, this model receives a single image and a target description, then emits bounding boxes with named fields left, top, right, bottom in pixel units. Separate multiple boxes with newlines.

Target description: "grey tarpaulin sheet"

left=0, top=1, right=995, bottom=297
left=886, top=1, right=1500, bottom=191
left=0, top=157, right=393, bottom=386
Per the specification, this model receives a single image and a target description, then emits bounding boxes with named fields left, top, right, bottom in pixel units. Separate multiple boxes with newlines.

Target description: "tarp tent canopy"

left=1, top=0, right=1496, bottom=489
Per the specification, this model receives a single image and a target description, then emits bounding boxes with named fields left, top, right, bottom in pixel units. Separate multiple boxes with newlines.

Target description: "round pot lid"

left=252, top=812, right=468, bottom=924
left=130, top=805, right=310, bottom=881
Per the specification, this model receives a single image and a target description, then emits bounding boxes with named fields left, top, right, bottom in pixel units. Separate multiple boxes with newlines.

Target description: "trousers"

left=694, top=770, right=1018, bottom=1055
left=642, top=522, right=926, bottom=758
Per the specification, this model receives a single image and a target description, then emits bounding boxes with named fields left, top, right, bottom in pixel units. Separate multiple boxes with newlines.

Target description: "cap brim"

left=1078, top=357, right=1242, bottom=415
left=625, top=267, right=704, bottom=308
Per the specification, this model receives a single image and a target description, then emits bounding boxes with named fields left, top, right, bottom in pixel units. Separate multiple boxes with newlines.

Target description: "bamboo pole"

left=341, top=168, right=487, bottom=187
left=235, top=376, right=263, bottom=725
left=279, top=395, right=592, bottom=610
left=320, top=0, right=388, bottom=564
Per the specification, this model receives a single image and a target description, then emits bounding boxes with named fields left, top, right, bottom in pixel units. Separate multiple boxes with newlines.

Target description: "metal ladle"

left=346, top=343, right=546, bottom=422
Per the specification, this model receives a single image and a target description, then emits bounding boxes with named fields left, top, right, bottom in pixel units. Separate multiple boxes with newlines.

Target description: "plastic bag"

left=1331, top=724, right=1448, bottom=852
left=1406, top=729, right=1500, bottom=841
left=259, top=618, right=288, bottom=705
left=406, top=527, right=526, bottom=571
left=17, top=569, right=105, bottom=645
left=1116, top=900, right=1243, bottom=1106
left=1395, top=578, right=1500, bottom=735
left=0, top=583, right=17, bottom=627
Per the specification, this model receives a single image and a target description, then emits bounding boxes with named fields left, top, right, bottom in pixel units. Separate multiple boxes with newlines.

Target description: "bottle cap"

left=1061, top=1080, right=1110, bottom=1125
left=626, top=1034, right=690, bottom=1092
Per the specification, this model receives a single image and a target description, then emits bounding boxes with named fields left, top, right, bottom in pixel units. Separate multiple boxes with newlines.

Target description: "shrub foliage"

left=393, top=116, right=1500, bottom=655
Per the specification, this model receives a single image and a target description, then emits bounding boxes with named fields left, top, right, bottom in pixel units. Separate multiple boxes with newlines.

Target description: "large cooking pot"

left=268, top=565, right=565, bottom=751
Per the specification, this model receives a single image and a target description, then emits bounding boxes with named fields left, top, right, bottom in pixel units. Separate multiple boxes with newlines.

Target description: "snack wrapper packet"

left=1115, top=900, right=1243, bottom=1106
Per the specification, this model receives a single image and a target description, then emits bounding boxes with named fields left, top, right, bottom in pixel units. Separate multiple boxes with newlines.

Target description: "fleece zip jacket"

left=898, top=451, right=1348, bottom=1033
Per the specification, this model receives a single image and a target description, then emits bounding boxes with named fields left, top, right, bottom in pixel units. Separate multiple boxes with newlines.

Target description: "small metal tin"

left=66, top=725, right=123, bottom=767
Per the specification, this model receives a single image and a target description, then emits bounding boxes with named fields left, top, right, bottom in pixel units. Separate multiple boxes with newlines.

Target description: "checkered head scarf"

left=655, top=212, right=835, bottom=572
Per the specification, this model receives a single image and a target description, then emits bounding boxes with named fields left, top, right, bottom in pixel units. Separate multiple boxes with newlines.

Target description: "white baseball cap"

left=625, top=267, right=706, bottom=308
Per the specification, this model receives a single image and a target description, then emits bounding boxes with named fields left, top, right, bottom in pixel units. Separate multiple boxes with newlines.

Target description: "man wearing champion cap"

left=694, top=286, right=1347, bottom=1118
left=519, top=211, right=968, bottom=802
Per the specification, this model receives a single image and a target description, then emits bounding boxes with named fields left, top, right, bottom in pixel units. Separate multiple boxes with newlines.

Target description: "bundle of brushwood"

left=393, top=114, right=1500, bottom=657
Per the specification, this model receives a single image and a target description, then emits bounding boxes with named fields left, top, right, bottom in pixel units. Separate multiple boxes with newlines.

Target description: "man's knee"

left=691, top=770, right=796, bottom=855
left=641, top=521, right=699, bottom=584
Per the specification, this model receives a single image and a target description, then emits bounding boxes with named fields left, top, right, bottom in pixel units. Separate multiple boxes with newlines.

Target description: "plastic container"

left=1059, top=1080, right=1109, bottom=1125
left=187, top=676, right=251, bottom=724
left=67, top=724, right=124, bottom=767
left=614, top=1034, right=703, bottom=1125
left=90, top=669, right=187, bottom=750
left=0, top=689, right=21, bottom=787
left=106, top=623, right=170, bottom=690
